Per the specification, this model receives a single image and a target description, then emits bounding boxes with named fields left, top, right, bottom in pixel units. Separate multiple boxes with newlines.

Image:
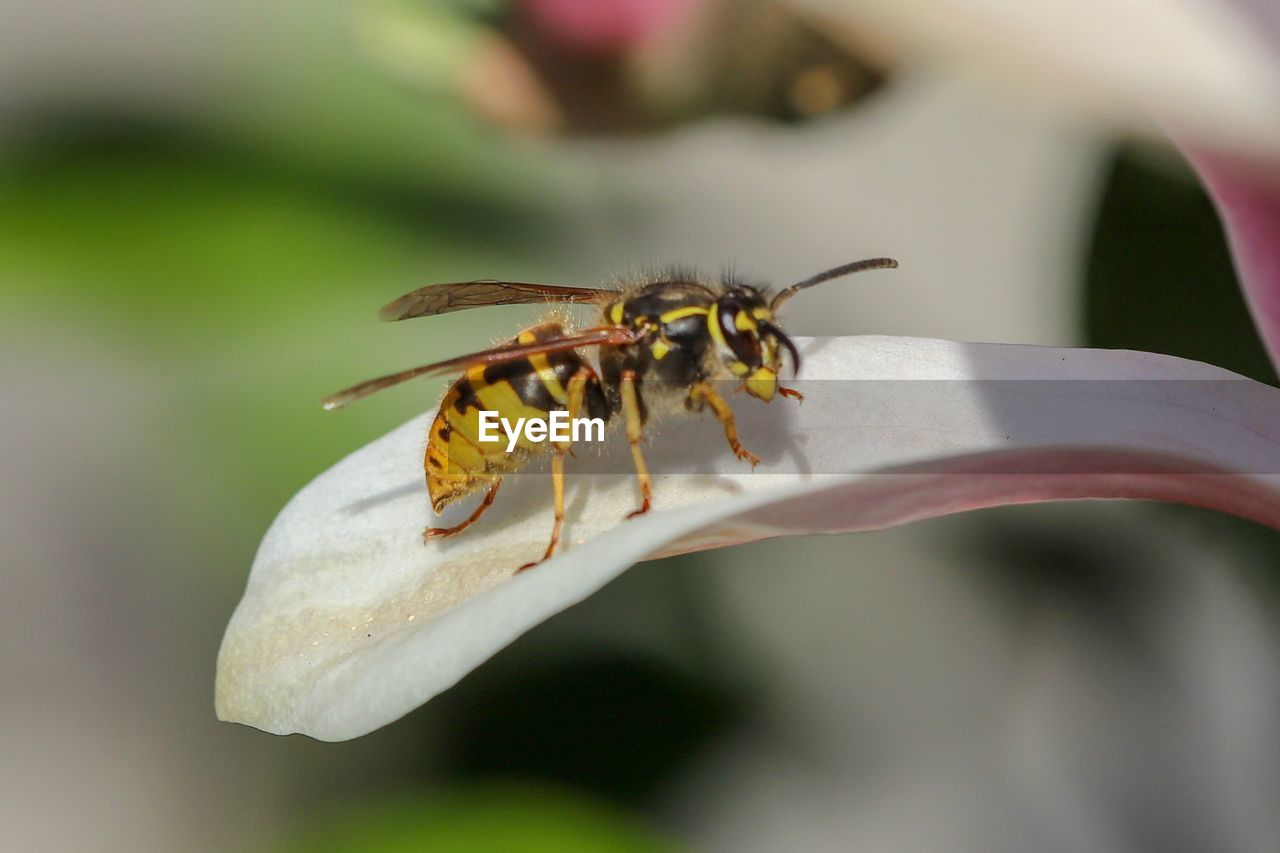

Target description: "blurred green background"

left=4, top=1, right=1279, bottom=851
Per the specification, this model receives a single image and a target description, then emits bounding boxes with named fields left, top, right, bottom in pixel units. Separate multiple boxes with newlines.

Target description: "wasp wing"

left=378, top=280, right=609, bottom=322
left=322, top=326, right=643, bottom=410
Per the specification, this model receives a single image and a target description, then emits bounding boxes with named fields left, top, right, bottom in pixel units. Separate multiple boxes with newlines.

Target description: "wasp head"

left=710, top=287, right=800, bottom=402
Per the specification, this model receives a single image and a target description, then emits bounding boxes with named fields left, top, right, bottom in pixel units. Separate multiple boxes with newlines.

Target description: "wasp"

left=324, top=257, right=898, bottom=571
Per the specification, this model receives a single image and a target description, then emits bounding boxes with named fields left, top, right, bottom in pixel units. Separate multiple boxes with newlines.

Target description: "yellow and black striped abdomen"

left=425, top=323, right=609, bottom=512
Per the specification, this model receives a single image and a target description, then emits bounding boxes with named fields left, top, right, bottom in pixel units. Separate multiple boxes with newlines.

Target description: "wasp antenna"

left=770, top=257, right=898, bottom=311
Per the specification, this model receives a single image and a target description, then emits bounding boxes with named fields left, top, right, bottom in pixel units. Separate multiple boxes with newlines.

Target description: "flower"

left=1187, top=150, right=1280, bottom=365
left=794, top=0, right=1280, bottom=366
left=219, top=0, right=1280, bottom=742
left=217, top=336, right=1280, bottom=740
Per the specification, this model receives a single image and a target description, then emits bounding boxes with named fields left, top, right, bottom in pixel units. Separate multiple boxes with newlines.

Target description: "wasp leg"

left=517, top=366, right=596, bottom=572
left=620, top=369, right=652, bottom=519
left=424, top=479, right=501, bottom=540
left=516, top=453, right=565, bottom=573
left=690, top=382, right=760, bottom=468
left=779, top=386, right=804, bottom=403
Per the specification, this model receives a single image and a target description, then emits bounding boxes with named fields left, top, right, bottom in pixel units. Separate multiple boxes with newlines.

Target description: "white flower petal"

left=796, top=0, right=1280, bottom=153
left=216, top=336, right=1280, bottom=740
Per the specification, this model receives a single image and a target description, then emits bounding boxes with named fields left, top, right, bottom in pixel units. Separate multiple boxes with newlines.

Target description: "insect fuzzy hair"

left=609, top=261, right=765, bottom=290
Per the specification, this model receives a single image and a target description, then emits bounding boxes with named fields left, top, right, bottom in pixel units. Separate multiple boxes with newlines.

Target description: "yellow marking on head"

left=516, top=330, right=538, bottom=345
left=745, top=367, right=777, bottom=401
left=609, top=302, right=625, bottom=325
left=658, top=305, right=709, bottom=324
left=761, top=334, right=777, bottom=363
left=651, top=340, right=671, bottom=360
left=729, top=360, right=750, bottom=376
left=751, top=307, right=773, bottom=321
left=734, top=311, right=757, bottom=332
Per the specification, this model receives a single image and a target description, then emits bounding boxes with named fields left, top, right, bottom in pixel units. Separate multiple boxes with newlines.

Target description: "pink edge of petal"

left=519, top=0, right=699, bottom=52
left=1183, top=146, right=1280, bottom=371
left=657, top=447, right=1280, bottom=559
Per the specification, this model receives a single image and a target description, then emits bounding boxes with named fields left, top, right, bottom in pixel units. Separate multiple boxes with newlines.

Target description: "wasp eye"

left=717, top=300, right=762, bottom=366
